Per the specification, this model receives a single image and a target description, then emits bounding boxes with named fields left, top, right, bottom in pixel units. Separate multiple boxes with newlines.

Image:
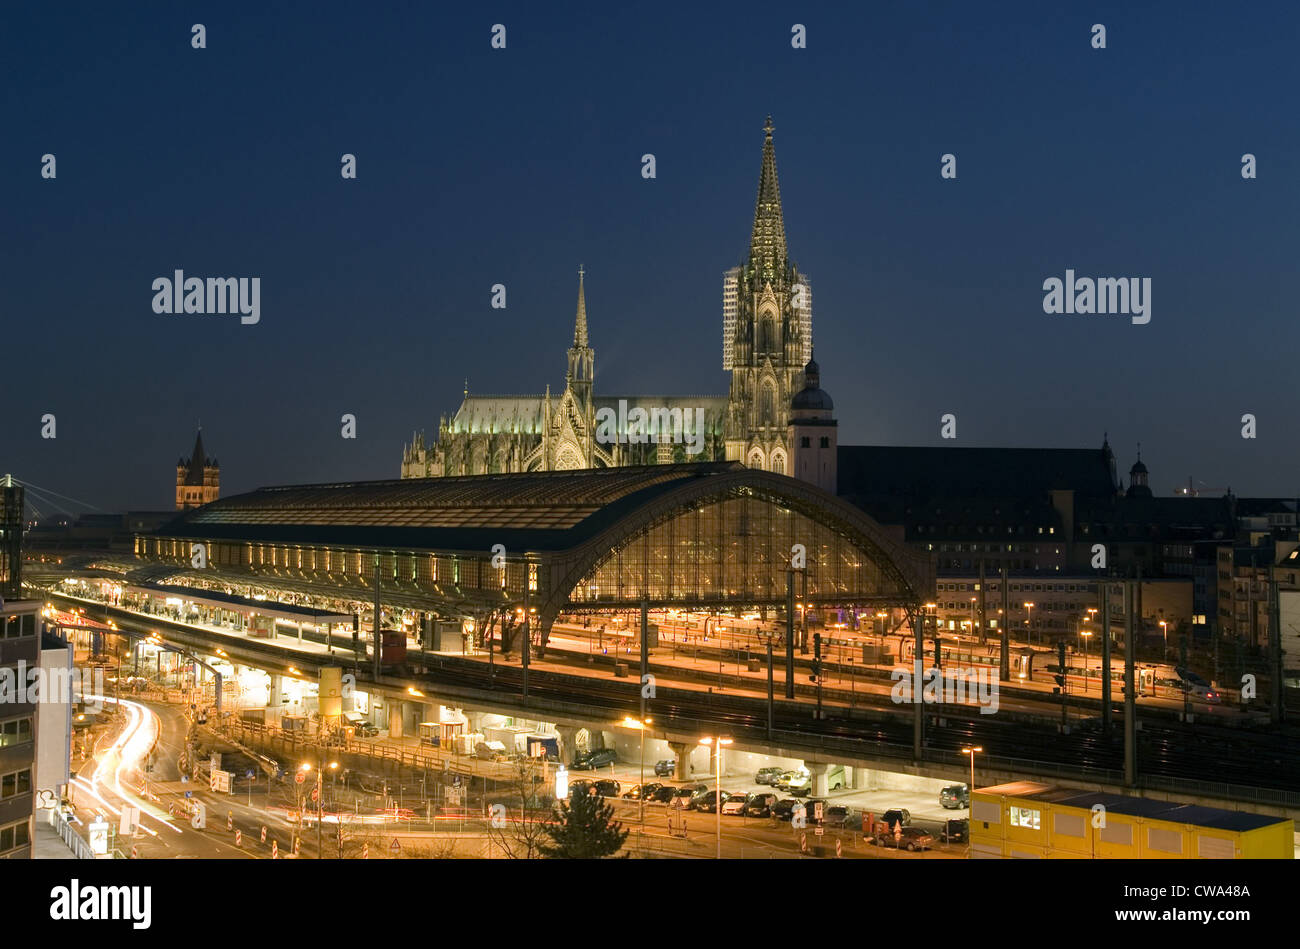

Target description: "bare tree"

left=485, top=760, right=554, bottom=859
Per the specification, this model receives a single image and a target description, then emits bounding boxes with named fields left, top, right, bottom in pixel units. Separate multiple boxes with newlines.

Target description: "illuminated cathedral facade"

left=400, top=117, right=812, bottom=479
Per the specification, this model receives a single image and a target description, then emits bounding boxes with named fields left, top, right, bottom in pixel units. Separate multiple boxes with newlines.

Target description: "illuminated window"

left=1010, top=806, right=1041, bottom=830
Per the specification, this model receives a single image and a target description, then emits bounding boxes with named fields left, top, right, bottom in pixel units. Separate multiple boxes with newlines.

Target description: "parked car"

left=754, top=767, right=784, bottom=785
left=774, top=770, right=800, bottom=790
left=670, top=785, right=706, bottom=809
left=940, top=818, right=969, bottom=843
left=825, top=804, right=859, bottom=829
left=648, top=785, right=677, bottom=804
left=720, top=794, right=750, bottom=816
left=568, top=779, right=594, bottom=798
left=693, top=790, right=735, bottom=813
left=881, top=808, right=912, bottom=829
left=871, top=826, right=934, bottom=852
left=592, top=778, right=621, bottom=797
left=653, top=759, right=676, bottom=777
left=787, top=773, right=813, bottom=796
left=940, top=784, right=970, bottom=809
left=771, top=798, right=805, bottom=822
left=744, top=792, right=780, bottom=818
left=623, top=782, right=663, bottom=800
left=572, top=748, right=618, bottom=770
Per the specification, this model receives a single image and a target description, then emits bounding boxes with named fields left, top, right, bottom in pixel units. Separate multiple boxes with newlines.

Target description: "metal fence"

left=47, top=808, right=99, bottom=860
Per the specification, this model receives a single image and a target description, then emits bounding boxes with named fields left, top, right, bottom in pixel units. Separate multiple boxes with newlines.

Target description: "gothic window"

left=748, top=448, right=765, bottom=469
left=771, top=452, right=786, bottom=475
left=760, top=382, right=775, bottom=427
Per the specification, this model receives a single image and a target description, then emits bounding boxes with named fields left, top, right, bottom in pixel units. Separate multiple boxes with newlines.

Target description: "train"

left=883, top=633, right=1222, bottom=703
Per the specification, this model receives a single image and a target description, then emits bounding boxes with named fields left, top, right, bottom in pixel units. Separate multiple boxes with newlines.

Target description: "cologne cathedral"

left=400, top=117, right=813, bottom=479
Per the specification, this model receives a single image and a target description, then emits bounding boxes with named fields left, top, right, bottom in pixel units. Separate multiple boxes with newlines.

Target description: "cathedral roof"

left=449, top=396, right=545, bottom=435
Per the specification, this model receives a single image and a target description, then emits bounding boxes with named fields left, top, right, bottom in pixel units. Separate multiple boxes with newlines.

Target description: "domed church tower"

left=787, top=356, right=837, bottom=493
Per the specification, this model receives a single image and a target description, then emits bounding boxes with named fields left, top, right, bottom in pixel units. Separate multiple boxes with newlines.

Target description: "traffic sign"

left=246, top=769, right=256, bottom=779
left=311, top=786, right=320, bottom=802
left=184, top=790, right=192, bottom=799
left=815, top=826, right=824, bottom=836
left=295, top=771, right=305, bottom=785
left=390, top=838, right=401, bottom=853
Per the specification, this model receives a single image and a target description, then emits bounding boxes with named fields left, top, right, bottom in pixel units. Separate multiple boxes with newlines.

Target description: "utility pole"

left=912, top=606, right=924, bottom=761
left=978, top=560, right=987, bottom=645
left=522, top=558, right=531, bottom=703
left=639, top=598, right=649, bottom=724
left=785, top=571, right=795, bottom=699
left=1124, top=581, right=1137, bottom=787
left=1101, top=580, right=1112, bottom=735
left=766, top=638, right=774, bottom=738
left=1270, top=579, right=1284, bottom=724
left=372, top=553, right=382, bottom=682
left=813, top=632, right=823, bottom=721
left=999, top=565, right=1010, bottom=681
left=800, top=571, right=809, bottom=655
left=1058, top=639, right=1068, bottom=731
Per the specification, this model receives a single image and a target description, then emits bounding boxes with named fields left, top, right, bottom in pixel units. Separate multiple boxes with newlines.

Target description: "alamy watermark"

left=152, top=270, right=260, bottom=325
left=1042, top=270, right=1150, bottom=324
left=0, top=661, right=105, bottom=712
left=890, top=662, right=999, bottom=715
left=594, top=400, right=706, bottom=455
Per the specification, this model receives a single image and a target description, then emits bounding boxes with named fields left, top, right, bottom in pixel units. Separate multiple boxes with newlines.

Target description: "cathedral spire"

left=749, top=116, right=788, bottom=286
left=573, top=264, right=588, bottom=348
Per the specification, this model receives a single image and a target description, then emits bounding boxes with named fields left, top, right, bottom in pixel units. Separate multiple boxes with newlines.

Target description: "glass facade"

left=569, top=494, right=899, bottom=607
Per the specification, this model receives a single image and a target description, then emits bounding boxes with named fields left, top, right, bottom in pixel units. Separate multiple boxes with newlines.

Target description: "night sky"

left=3, top=1, right=1297, bottom=514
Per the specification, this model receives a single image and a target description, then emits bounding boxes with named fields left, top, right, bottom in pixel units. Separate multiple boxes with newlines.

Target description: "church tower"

left=788, top=357, right=837, bottom=493
left=547, top=267, right=598, bottom=470
left=176, top=428, right=219, bottom=509
left=724, top=117, right=812, bottom=475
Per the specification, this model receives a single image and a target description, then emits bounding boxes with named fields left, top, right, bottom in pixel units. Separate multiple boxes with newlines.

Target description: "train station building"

left=131, top=462, right=934, bottom=657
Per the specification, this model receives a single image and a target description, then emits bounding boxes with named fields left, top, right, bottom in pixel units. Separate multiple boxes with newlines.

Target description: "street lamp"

left=698, top=736, right=733, bottom=859
left=960, top=745, right=982, bottom=853
left=1023, top=602, right=1035, bottom=645
left=621, top=716, right=652, bottom=833
left=1159, top=620, right=1168, bottom=661
left=1080, top=629, right=1093, bottom=693
left=301, top=758, right=339, bottom=858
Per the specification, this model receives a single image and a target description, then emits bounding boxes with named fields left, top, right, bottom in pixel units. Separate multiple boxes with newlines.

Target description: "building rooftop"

left=976, top=782, right=1287, bottom=831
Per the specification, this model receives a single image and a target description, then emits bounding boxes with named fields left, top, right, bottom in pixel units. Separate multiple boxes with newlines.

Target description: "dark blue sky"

left=2, top=1, right=1297, bottom=513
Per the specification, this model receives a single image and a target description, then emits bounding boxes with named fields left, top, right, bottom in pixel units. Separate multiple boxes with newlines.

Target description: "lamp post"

left=621, top=716, right=651, bottom=834
left=1080, top=629, right=1093, bottom=693
left=1160, top=620, right=1168, bottom=661
left=960, top=745, right=981, bottom=854
left=300, top=758, right=338, bottom=858
left=1024, top=602, right=1035, bottom=646
left=699, top=736, right=732, bottom=859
